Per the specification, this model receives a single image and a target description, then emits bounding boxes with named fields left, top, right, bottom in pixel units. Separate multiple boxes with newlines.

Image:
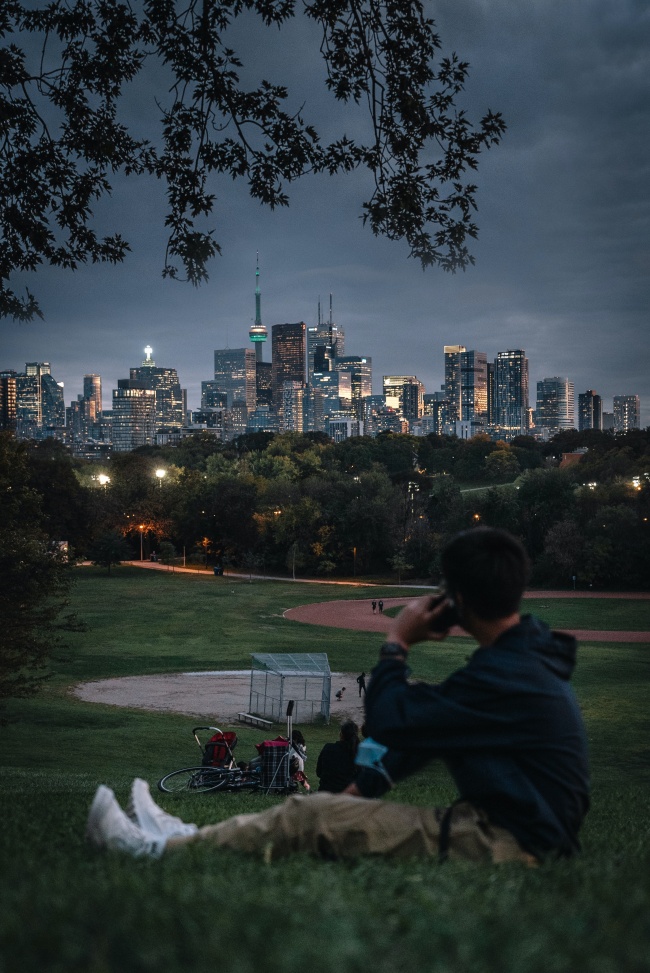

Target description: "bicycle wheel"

left=157, top=766, right=231, bottom=794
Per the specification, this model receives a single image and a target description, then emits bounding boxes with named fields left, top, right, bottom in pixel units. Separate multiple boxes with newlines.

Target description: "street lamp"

left=139, top=524, right=145, bottom=561
left=97, top=473, right=110, bottom=489
left=155, top=468, right=166, bottom=488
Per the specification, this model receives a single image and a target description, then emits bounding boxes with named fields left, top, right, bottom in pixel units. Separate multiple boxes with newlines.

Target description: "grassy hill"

left=1, top=567, right=649, bottom=973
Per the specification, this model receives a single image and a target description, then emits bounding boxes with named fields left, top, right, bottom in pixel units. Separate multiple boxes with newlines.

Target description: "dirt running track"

left=284, top=591, right=650, bottom=643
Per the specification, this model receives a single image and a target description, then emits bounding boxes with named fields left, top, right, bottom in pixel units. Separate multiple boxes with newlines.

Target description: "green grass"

left=524, top=597, right=650, bottom=630
left=1, top=567, right=649, bottom=973
left=385, top=596, right=650, bottom=631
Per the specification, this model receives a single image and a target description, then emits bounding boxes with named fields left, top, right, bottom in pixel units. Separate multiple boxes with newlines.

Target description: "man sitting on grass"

left=86, top=528, right=590, bottom=865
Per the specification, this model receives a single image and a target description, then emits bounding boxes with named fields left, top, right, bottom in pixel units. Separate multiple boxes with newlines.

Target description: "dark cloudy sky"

left=3, top=0, right=649, bottom=425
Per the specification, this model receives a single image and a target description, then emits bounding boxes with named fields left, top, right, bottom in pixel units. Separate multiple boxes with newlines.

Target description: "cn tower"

left=248, top=252, right=267, bottom=363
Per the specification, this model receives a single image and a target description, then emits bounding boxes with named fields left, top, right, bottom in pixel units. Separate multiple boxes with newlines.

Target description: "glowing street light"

left=155, top=468, right=166, bottom=488
left=97, top=473, right=110, bottom=488
left=139, top=524, right=145, bottom=561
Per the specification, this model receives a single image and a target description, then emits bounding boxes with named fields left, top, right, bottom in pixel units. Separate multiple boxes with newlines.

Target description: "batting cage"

left=248, top=653, right=331, bottom=724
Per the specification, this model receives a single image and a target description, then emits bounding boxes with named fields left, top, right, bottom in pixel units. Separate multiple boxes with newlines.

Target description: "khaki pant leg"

left=178, top=794, right=537, bottom=866
left=192, top=793, right=441, bottom=860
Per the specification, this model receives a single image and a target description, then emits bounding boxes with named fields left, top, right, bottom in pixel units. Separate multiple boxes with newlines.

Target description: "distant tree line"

left=13, top=427, right=650, bottom=590
left=2, top=425, right=648, bottom=705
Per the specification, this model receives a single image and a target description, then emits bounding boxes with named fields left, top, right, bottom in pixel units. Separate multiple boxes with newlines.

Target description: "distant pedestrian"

left=356, top=672, right=366, bottom=697
left=378, top=600, right=384, bottom=614
left=335, top=687, right=346, bottom=702
left=371, top=600, right=377, bottom=614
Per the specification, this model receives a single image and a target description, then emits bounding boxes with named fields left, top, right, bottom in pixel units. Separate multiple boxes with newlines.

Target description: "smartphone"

left=429, top=593, right=460, bottom=632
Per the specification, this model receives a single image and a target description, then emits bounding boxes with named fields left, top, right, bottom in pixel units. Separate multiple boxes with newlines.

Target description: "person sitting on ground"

left=86, top=527, right=590, bottom=865
left=316, top=720, right=360, bottom=793
left=287, top=730, right=310, bottom=791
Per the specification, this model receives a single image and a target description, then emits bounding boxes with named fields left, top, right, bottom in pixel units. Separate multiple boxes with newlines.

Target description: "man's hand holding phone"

left=385, top=593, right=460, bottom=654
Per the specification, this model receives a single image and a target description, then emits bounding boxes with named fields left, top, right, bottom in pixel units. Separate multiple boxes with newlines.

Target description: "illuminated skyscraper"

left=535, top=377, right=575, bottom=436
left=255, top=360, right=273, bottom=408
left=443, top=345, right=466, bottom=425
left=15, top=362, right=64, bottom=436
left=41, top=374, right=65, bottom=429
left=334, top=356, right=372, bottom=419
left=307, top=296, right=344, bottom=380
left=423, top=391, right=449, bottom=436
left=248, top=253, right=268, bottom=363
left=613, top=395, right=640, bottom=433
left=213, top=347, right=257, bottom=410
left=0, top=370, right=17, bottom=430
left=111, top=381, right=156, bottom=451
left=83, top=374, right=102, bottom=415
left=16, top=362, right=49, bottom=427
left=201, top=381, right=228, bottom=410
left=443, top=347, right=487, bottom=434
left=460, top=351, right=488, bottom=425
left=383, top=375, right=424, bottom=423
left=272, top=322, right=306, bottom=407
left=578, top=390, right=602, bottom=432
left=494, top=350, right=529, bottom=439
left=304, top=375, right=356, bottom=433
left=131, top=346, right=184, bottom=428
left=402, top=379, right=426, bottom=424
left=280, top=381, right=304, bottom=432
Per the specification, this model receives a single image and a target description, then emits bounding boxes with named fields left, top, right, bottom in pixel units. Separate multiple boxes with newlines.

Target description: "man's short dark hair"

left=441, top=528, right=530, bottom=621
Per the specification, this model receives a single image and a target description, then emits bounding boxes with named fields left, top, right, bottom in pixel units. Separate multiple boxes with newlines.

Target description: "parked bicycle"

left=157, top=705, right=300, bottom=795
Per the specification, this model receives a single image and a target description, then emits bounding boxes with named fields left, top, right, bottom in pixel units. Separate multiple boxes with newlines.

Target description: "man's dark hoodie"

left=359, top=615, right=590, bottom=858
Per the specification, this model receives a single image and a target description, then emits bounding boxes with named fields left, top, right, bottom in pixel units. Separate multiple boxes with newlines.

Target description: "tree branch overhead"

left=0, top=0, right=506, bottom=319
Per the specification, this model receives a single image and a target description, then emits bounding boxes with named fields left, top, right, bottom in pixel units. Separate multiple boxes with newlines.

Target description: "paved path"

left=284, top=594, right=650, bottom=643
left=110, top=564, right=650, bottom=642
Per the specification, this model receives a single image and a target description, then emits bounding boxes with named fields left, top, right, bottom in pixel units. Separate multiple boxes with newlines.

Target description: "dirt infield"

left=73, top=670, right=365, bottom=726
left=283, top=592, right=650, bottom=643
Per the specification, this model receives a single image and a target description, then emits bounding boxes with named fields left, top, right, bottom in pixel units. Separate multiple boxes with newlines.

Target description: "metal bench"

left=238, top=712, right=274, bottom=729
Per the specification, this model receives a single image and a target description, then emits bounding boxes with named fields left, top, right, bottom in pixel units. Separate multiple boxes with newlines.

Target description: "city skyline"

left=4, top=332, right=641, bottom=442
left=2, top=0, right=649, bottom=425
left=3, top=327, right=641, bottom=425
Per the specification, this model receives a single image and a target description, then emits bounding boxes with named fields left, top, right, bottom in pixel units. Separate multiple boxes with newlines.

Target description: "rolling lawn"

left=1, top=567, right=648, bottom=972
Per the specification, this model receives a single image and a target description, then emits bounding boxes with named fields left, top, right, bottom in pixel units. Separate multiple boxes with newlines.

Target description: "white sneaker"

left=126, top=778, right=198, bottom=838
left=86, top=785, right=166, bottom=858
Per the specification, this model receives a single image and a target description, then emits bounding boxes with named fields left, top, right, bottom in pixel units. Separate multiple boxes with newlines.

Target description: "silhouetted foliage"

left=89, top=530, right=132, bottom=574
left=1, top=1, right=505, bottom=318
left=0, top=434, right=77, bottom=706
left=9, top=426, right=650, bottom=588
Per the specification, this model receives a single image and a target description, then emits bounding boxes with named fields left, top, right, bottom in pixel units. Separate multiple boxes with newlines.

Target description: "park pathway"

left=115, top=563, right=650, bottom=642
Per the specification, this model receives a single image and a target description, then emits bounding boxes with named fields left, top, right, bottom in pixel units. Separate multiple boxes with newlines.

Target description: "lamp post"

left=97, top=473, right=110, bottom=490
left=155, top=468, right=166, bottom=489
left=139, top=524, right=144, bottom=561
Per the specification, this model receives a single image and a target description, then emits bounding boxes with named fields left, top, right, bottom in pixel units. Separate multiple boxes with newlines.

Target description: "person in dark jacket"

left=353, top=527, right=590, bottom=859
left=86, top=528, right=589, bottom=865
left=316, top=721, right=360, bottom=792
